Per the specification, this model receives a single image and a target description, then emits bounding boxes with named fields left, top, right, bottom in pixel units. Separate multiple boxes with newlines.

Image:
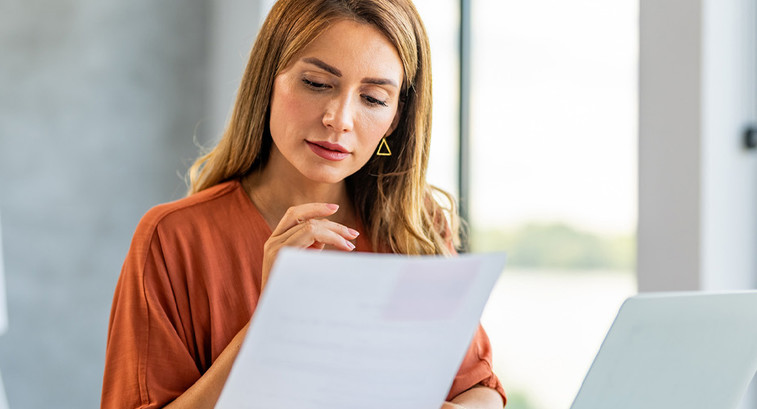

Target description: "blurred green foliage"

left=470, top=223, right=635, bottom=271
left=502, top=389, right=539, bottom=409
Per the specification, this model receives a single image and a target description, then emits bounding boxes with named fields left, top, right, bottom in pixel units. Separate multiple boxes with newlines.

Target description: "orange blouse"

left=101, top=180, right=506, bottom=408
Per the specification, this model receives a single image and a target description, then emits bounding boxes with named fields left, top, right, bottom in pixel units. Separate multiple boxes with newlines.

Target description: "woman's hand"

left=261, top=203, right=359, bottom=289
left=442, top=385, right=505, bottom=409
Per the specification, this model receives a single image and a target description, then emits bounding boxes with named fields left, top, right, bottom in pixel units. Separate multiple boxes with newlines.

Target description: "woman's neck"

left=242, top=153, right=356, bottom=231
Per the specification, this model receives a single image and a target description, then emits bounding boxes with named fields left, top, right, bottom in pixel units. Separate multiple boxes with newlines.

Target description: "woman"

left=101, top=0, right=506, bottom=408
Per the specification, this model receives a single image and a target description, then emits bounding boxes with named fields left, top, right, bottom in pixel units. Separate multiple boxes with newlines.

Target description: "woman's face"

left=268, top=19, right=404, bottom=185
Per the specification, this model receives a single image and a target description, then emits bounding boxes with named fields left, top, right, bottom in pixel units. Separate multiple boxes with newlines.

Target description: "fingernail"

left=346, top=240, right=355, bottom=250
left=347, top=228, right=359, bottom=237
left=326, top=203, right=339, bottom=210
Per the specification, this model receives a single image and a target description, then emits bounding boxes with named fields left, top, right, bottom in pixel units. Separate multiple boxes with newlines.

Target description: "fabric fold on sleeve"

left=445, top=323, right=506, bottom=406
left=101, top=213, right=202, bottom=409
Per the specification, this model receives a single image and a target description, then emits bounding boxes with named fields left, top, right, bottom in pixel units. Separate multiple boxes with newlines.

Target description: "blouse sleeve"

left=101, top=215, right=201, bottom=409
left=439, top=216, right=506, bottom=405
left=445, top=324, right=506, bottom=405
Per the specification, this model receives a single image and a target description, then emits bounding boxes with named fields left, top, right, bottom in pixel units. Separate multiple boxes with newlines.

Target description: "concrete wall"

left=206, top=0, right=269, bottom=143
left=0, top=1, right=209, bottom=407
left=638, top=0, right=703, bottom=291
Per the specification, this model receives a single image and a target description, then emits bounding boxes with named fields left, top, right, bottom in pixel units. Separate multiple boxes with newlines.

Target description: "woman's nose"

left=322, top=95, right=354, bottom=133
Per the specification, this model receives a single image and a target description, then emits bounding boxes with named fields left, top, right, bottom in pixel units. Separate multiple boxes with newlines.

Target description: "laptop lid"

left=570, top=291, right=757, bottom=409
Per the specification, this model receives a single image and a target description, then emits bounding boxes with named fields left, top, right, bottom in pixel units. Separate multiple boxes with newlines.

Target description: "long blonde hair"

left=188, top=0, right=460, bottom=255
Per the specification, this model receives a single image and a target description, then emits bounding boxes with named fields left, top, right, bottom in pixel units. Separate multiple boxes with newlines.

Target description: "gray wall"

left=0, top=1, right=211, bottom=407
left=638, top=0, right=757, bottom=291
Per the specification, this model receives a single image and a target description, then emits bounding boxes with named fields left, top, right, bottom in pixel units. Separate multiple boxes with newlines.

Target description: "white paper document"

left=215, top=249, right=506, bottom=409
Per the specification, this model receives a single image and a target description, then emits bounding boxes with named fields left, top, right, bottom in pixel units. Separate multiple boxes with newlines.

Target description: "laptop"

left=570, top=291, right=757, bottom=409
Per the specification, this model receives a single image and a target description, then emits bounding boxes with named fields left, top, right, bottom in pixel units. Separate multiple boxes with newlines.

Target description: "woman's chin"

left=300, top=168, right=351, bottom=185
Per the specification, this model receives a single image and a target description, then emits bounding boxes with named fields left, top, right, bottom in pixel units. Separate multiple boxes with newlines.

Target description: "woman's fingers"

left=261, top=202, right=360, bottom=291
left=277, top=218, right=358, bottom=251
left=277, top=217, right=358, bottom=244
left=271, top=203, right=340, bottom=236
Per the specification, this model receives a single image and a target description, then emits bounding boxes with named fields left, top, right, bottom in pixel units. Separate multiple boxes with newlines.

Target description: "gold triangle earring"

left=376, top=137, right=392, bottom=156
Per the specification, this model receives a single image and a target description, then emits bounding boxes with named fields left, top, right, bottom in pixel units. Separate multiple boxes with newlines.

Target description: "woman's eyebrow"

left=302, top=57, right=398, bottom=88
left=362, top=77, right=398, bottom=87
left=303, top=57, right=342, bottom=76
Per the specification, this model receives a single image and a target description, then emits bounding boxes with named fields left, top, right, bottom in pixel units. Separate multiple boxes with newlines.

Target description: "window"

left=468, top=1, right=639, bottom=408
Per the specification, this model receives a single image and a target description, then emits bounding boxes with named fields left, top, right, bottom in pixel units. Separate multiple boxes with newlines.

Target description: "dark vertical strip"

left=746, top=0, right=757, bottom=150
left=458, top=0, right=472, bottom=252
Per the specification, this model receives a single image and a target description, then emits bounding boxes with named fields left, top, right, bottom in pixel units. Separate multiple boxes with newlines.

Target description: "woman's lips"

left=313, top=140, right=348, bottom=153
left=306, top=141, right=350, bottom=161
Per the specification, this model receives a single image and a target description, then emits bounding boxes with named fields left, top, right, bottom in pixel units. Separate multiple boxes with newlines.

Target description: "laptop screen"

left=571, top=292, right=757, bottom=409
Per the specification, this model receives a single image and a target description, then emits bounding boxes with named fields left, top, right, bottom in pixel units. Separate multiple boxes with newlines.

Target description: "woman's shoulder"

left=124, top=179, right=263, bottom=267
left=129, top=179, right=265, bottom=251
left=138, top=180, right=243, bottom=232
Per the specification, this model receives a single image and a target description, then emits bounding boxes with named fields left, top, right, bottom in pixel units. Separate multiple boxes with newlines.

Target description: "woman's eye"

left=302, top=78, right=329, bottom=89
left=363, top=95, right=388, bottom=107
